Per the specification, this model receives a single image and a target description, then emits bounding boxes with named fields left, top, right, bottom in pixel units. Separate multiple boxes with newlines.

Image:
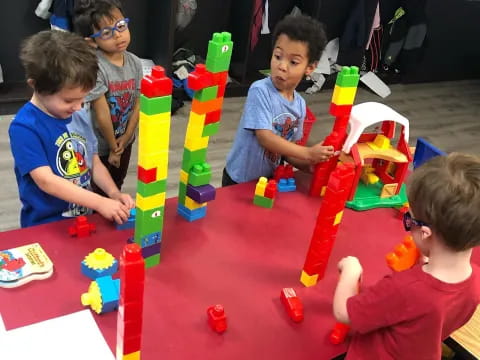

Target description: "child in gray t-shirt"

left=224, top=15, right=334, bottom=185
left=74, top=0, right=143, bottom=195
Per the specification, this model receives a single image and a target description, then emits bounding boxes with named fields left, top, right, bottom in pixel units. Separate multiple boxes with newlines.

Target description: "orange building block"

left=191, top=97, right=224, bottom=114
left=386, top=235, right=420, bottom=272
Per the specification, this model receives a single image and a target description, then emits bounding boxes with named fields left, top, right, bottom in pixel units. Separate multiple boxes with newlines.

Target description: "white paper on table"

left=1, top=310, right=115, bottom=360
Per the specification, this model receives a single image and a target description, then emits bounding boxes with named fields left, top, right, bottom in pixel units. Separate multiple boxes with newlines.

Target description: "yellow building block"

left=155, top=160, right=168, bottom=181
left=300, top=270, right=319, bottom=287
left=334, top=210, right=344, bottom=226
left=138, top=152, right=168, bottom=171
left=184, top=196, right=207, bottom=210
left=139, top=116, right=170, bottom=147
left=179, top=169, right=189, bottom=184
left=184, top=135, right=209, bottom=151
left=185, top=111, right=206, bottom=139
left=255, top=176, right=268, bottom=196
left=139, top=111, right=170, bottom=123
left=121, top=351, right=140, bottom=360
left=331, top=85, right=358, bottom=105
left=136, top=192, right=166, bottom=211
left=138, top=127, right=170, bottom=154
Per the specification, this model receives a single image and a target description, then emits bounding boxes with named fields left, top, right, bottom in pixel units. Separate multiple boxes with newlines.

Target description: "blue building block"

left=186, top=184, right=216, bottom=203
left=413, top=138, right=446, bottom=169
left=97, top=276, right=120, bottom=313
left=116, top=208, right=136, bottom=230
left=177, top=204, right=207, bottom=222
left=278, top=178, right=296, bottom=192
left=81, top=259, right=118, bottom=280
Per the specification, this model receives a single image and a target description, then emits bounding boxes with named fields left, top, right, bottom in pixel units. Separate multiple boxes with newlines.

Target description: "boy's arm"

left=256, top=130, right=333, bottom=163
left=333, top=256, right=363, bottom=324
left=92, top=96, right=118, bottom=152
left=29, top=166, right=130, bottom=224
left=115, top=98, right=139, bottom=153
left=91, top=155, right=135, bottom=209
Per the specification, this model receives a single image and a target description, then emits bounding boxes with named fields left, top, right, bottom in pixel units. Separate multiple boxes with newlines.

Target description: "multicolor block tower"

left=134, top=66, right=172, bottom=267
left=177, top=32, right=233, bottom=221
left=309, top=66, right=360, bottom=197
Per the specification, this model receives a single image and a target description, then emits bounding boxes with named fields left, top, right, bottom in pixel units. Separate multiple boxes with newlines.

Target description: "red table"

left=1, top=174, right=478, bottom=359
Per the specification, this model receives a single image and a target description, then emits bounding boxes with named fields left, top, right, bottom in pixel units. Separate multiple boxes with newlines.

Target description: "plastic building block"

left=177, top=203, right=207, bottom=222
left=68, top=216, right=96, bottom=237
left=134, top=206, right=163, bottom=241
left=207, top=304, right=227, bottom=333
left=141, top=243, right=161, bottom=258
left=81, top=248, right=118, bottom=280
left=280, top=288, right=304, bottom=322
left=185, top=196, right=207, bottom=210
left=211, top=71, right=228, bottom=87
left=205, top=32, right=233, bottom=73
left=204, top=109, right=222, bottom=125
left=184, top=135, right=209, bottom=151
left=144, top=254, right=160, bottom=268
left=194, top=85, right=219, bottom=102
left=140, top=65, right=173, bottom=98
left=386, top=235, right=420, bottom=272
left=187, top=64, right=215, bottom=91
left=334, top=66, right=360, bottom=88
left=136, top=192, right=166, bottom=211
left=137, top=165, right=157, bottom=184
left=191, top=97, right=223, bottom=115
left=329, top=322, right=350, bottom=344
left=253, top=195, right=273, bottom=208
left=188, top=162, right=212, bottom=186
left=139, top=94, right=172, bottom=115
left=202, top=122, right=220, bottom=137
left=278, top=178, right=296, bottom=192
left=181, top=148, right=207, bottom=172
left=329, top=103, right=353, bottom=117
left=254, top=177, right=267, bottom=196
left=81, top=275, right=120, bottom=314
left=137, top=179, right=167, bottom=197
left=264, top=180, right=278, bottom=199
left=186, top=184, right=216, bottom=203
left=117, top=208, right=136, bottom=230
left=331, top=85, right=358, bottom=105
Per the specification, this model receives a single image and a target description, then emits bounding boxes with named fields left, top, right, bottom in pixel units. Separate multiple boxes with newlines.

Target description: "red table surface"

left=1, top=174, right=478, bottom=360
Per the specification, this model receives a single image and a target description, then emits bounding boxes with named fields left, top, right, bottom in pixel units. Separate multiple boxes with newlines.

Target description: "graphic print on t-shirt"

left=107, top=79, right=135, bottom=137
left=264, top=112, right=300, bottom=164
left=55, top=131, right=92, bottom=217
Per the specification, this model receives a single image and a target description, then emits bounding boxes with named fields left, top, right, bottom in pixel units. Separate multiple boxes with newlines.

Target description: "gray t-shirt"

left=86, top=50, right=143, bottom=156
left=225, top=77, right=305, bottom=183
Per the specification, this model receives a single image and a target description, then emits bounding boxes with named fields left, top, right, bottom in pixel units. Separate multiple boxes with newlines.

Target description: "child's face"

left=93, top=7, right=131, bottom=54
left=270, top=34, right=315, bottom=97
left=35, top=86, right=89, bottom=119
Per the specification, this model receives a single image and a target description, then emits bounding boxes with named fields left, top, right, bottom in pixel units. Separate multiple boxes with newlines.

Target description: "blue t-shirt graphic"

left=9, top=103, right=97, bottom=227
left=226, top=77, right=305, bottom=183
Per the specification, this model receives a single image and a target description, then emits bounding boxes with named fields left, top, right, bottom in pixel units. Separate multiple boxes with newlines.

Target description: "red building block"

left=211, top=71, right=228, bottom=86
left=280, top=288, right=304, bottom=322
left=329, top=322, right=350, bottom=344
left=217, top=84, right=226, bottom=98
left=187, top=64, right=215, bottom=91
left=284, top=164, right=294, bottom=178
left=137, top=165, right=157, bottom=184
left=141, top=65, right=173, bottom=98
left=204, top=109, right=222, bottom=125
left=273, top=165, right=286, bottom=181
left=207, top=304, right=227, bottom=333
left=329, top=103, right=353, bottom=117
left=264, top=180, right=278, bottom=199
left=68, top=216, right=96, bottom=237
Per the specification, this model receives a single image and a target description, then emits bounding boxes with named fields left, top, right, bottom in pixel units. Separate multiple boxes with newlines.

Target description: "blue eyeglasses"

left=90, top=18, right=130, bottom=40
left=403, top=211, right=429, bottom=231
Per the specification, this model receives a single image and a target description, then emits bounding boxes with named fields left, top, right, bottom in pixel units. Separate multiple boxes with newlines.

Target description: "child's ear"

left=26, top=78, right=36, bottom=89
left=85, top=37, right=98, bottom=48
left=420, top=225, right=432, bottom=240
left=304, top=61, right=318, bottom=77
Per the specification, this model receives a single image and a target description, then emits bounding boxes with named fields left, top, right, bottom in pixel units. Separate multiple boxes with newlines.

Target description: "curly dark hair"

left=20, top=30, right=98, bottom=94
left=272, top=14, right=327, bottom=64
left=73, top=0, right=124, bottom=37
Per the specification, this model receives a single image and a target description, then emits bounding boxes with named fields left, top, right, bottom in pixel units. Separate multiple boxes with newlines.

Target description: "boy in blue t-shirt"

left=9, top=30, right=134, bottom=228
left=224, top=15, right=334, bottom=185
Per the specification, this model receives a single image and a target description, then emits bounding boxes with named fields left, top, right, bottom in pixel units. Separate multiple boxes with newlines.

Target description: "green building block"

left=178, top=182, right=187, bottom=204
left=202, top=122, right=220, bottom=137
left=206, top=32, right=233, bottom=73
left=137, top=179, right=166, bottom=197
left=134, top=206, right=164, bottom=241
left=194, top=85, right=219, bottom=102
left=145, top=254, right=160, bottom=268
left=188, top=162, right=212, bottom=186
left=181, top=147, right=207, bottom=172
left=253, top=195, right=274, bottom=208
left=335, top=66, right=360, bottom=88
left=140, top=94, right=172, bottom=115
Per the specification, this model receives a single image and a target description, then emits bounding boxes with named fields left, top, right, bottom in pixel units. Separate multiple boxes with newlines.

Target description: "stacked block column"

left=177, top=32, right=233, bottom=221
left=309, top=67, right=360, bottom=197
left=135, top=66, right=172, bottom=267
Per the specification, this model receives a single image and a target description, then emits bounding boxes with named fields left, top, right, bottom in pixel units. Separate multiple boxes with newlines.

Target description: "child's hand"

left=115, top=135, right=127, bottom=155
left=108, top=151, right=121, bottom=168
left=110, top=191, right=135, bottom=209
left=338, top=256, right=363, bottom=279
left=97, top=197, right=130, bottom=224
left=308, top=142, right=335, bottom=163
